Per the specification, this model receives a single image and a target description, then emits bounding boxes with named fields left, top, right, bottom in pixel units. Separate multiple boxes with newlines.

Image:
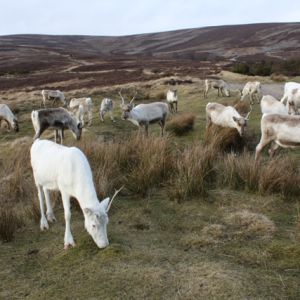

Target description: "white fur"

left=41, top=89, right=66, bottom=107
left=280, top=82, right=300, bottom=115
left=255, top=113, right=300, bottom=160
left=260, top=95, right=288, bottom=115
left=121, top=101, right=169, bottom=136
left=166, top=89, right=178, bottom=113
left=206, top=102, right=248, bottom=136
left=99, top=98, right=115, bottom=122
left=0, top=104, right=18, bottom=131
left=204, top=79, right=230, bottom=98
left=241, top=81, right=261, bottom=104
left=69, top=97, right=93, bottom=126
left=31, top=139, right=112, bottom=249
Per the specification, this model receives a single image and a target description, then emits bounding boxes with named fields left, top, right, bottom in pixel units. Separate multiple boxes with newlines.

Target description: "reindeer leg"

left=145, top=123, right=149, bottom=137
left=37, top=185, right=49, bottom=230
left=61, top=191, right=75, bottom=249
left=268, top=142, right=279, bottom=158
left=43, top=188, right=56, bottom=222
left=175, top=101, right=178, bottom=113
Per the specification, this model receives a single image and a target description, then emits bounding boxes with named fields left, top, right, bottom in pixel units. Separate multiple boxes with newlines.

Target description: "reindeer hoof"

left=64, top=243, right=76, bottom=250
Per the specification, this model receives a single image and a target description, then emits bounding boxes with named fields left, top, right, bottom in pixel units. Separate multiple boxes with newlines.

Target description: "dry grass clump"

left=166, top=113, right=196, bottom=136
left=125, top=135, right=173, bottom=196
left=79, top=134, right=173, bottom=197
left=0, top=146, right=33, bottom=204
left=259, top=156, right=300, bottom=198
left=218, top=152, right=259, bottom=191
left=205, top=125, right=245, bottom=153
left=224, top=210, right=276, bottom=240
left=0, top=208, right=24, bottom=242
left=168, top=144, right=216, bottom=201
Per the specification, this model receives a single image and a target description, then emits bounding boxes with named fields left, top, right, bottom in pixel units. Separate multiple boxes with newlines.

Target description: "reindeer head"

left=288, top=100, right=299, bottom=115
left=83, top=187, right=123, bottom=248
left=12, top=119, right=19, bottom=132
left=119, top=89, right=137, bottom=120
left=232, top=106, right=252, bottom=136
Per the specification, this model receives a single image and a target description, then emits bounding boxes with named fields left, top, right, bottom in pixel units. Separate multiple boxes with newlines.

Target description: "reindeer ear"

left=100, top=197, right=110, bottom=212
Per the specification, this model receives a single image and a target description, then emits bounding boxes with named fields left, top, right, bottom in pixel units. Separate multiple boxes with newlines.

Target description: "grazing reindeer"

left=31, top=107, right=82, bottom=144
left=241, top=81, right=262, bottom=104
left=204, top=79, right=230, bottom=98
left=0, top=104, right=19, bottom=132
left=119, top=90, right=169, bottom=137
left=166, top=89, right=178, bottom=113
left=30, top=139, right=123, bottom=249
left=41, top=89, right=66, bottom=107
left=69, top=97, right=93, bottom=126
left=255, top=114, right=300, bottom=160
left=99, top=98, right=115, bottom=122
left=206, top=102, right=251, bottom=136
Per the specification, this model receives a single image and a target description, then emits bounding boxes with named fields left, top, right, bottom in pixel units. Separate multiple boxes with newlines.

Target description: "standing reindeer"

left=166, top=89, right=178, bottom=113
left=119, top=90, right=169, bottom=137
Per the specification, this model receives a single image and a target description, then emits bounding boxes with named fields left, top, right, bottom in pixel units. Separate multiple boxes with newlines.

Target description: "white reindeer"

left=69, top=97, right=93, bottom=126
left=166, top=89, right=178, bottom=113
left=241, top=81, right=262, bottom=104
left=41, top=89, right=66, bottom=107
left=204, top=79, right=230, bottom=98
left=206, top=102, right=251, bottom=136
left=30, top=139, right=123, bottom=249
left=119, top=90, right=169, bottom=137
left=280, top=82, right=300, bottom=115
left=260, top=95, right=288, bottom=115
left=99, top=98, right=115, bottom=122
left=0, top=104, right=19, bottom=132
left=255, top=113, right=300, bottom=160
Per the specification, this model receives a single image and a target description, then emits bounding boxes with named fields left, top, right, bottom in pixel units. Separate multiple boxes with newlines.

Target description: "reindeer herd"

left=1, top=79, right=300, bottom=249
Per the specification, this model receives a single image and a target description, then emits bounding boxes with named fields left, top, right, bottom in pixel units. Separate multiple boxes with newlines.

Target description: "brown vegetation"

left=166, top=113, right=196, bottom=136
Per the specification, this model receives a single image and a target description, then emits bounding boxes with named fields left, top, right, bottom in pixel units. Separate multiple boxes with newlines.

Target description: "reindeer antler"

left=106, top=186, right=124, bottom=212
left=130, top=90, right=137, bottom=104
left=245, top=104, right=253, bottom=120
left=118, top=88, right=125, bottom=105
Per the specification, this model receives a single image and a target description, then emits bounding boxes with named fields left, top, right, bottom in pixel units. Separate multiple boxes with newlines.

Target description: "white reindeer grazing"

left=204, top=79, right=230, bottom=98
left=31, top=139, right=123, bottom=249
left=0, top=104, right=19, bottom=132
left=206, top=102, right=251, bottom=136
left=166, top=89, right=178, bottom=113
left=99, top=98, right=115, bottom=122
left=41, top=89, right=66, bottom=107
left=119, top=90, right=169, bottom=137
left=241, top=81, right=262, bottom=104
left=69, top=97, right=93, bottom=126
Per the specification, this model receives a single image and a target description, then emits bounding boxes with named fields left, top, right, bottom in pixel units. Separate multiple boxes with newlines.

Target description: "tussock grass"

left=79, top=134, right=173, bottom=197
left=0, top=208, right=24, bottom=242
left=258, top=156, right=300, bottom=198
left=166, top=113, right=196, bottom=136
left=168, top=143, right=216, bottom=201
left=205, top=124, right=245, bottom=153
left=218, top=152, right=259, bottom=191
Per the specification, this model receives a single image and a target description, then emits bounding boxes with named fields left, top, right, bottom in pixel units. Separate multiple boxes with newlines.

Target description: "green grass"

left=1, top=77, right=300, bottom=299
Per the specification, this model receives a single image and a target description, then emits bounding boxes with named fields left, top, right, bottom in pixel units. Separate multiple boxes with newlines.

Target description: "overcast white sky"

left=1, top=0, right=299, bottom=36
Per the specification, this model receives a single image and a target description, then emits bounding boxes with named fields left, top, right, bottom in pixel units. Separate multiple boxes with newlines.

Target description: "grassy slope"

left=1, top=75, right=300, bottom=299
